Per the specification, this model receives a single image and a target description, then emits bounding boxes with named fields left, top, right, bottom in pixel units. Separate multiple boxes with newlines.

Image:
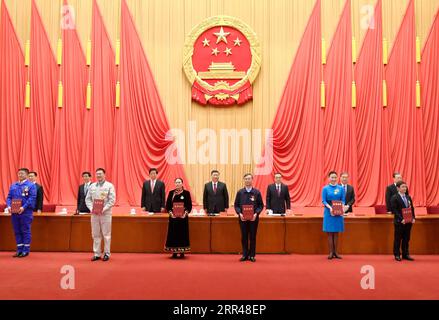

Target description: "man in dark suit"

left=390, top=181, right=415, bottom=262
left=234, top=173, right=264, bottom=263
left=386, top=172, right=409, bottom=213
left=203, top=170, right=229, bottom=216
left=266, top=173, right=291, bottom=215
left=76, top=172, right=92, bottom=214
left=141, top=168, right=166, bottom=213
left=340, top=172, right=355, bottom=213
left=28, top=171, right=43, bottom=214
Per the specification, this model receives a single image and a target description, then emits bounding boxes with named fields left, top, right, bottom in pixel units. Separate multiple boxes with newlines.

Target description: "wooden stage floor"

left=1, top=210, right=438, bottom=254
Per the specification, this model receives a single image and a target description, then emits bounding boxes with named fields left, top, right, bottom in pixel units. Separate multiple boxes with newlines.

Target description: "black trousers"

left=239, top=218, right=259, bottom=258
left=393, top=223, right=412, bottom=257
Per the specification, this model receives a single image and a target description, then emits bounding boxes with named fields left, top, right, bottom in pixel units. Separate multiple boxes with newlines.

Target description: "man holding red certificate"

left=6, top=168, right=37, bottom=258
left=390, top=181, right=415, bottom=262
left=85, top=168, right=116, bottom=262
left=234, top=173, right=264, bottom=262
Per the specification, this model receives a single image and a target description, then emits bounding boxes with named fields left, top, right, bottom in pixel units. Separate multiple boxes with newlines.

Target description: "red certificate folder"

left=92, top=199, right=104, bottom=215
left=11, top=199, right=22, bottom=214
left=402, top=207, right=413, bottom=223
left=242, top=204, right=255, bottom=221
left=173, top=202, right=185, bottom=218
left=332, top=201, right=344, bottom=216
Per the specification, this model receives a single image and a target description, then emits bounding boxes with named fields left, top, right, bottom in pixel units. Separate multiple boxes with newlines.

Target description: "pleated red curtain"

left=354, top=0, right=392, bottom=206
left=19, top=0, right=58, bottom=203
left=80, top=0, right=116, bottom=180
left=0, top=1, right=26, bottom=202
left=385, top=0, right=426, bottom=206
left=50, top=0, right=88, bottom=205
left=254, top=0, right=323, bottom=206
left=112, top=0, right=192, bottom=206
left=421, top=10, right=439, bottom=207
left=323, top=0, right=358, bottom=190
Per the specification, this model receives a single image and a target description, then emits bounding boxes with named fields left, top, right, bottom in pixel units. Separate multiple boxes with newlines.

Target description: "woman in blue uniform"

left=322, top=171, right=348, bottom=260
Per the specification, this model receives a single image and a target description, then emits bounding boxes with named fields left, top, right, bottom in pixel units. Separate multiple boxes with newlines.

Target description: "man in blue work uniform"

left=6, top=168, right=37, bottom=258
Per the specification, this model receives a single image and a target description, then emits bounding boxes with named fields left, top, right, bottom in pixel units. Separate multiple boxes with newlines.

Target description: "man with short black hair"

left=203, top=170, right=229, bottom=216
left=28, top=171, right=43, bottom=214
left=391, top=181, right=415, bottom=262
left=86, top=168, right=116, bottom=262
left=234, top=173, right=264, bottom=262
left=141, top=168, right=166, bottom=213
left=266, top=173, right=290, bottom=215
left=386, top=172, right=409, bottom=214
left=6, top=168, right=37, bottom=258
left=76, top=171, right=92, bottom=214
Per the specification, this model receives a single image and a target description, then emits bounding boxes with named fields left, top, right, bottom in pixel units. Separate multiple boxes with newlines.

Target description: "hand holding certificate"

left=11, top=199, right=22, bottom=214
left=92, top=199, right=104, bottom=215
left=242, top=204, right=255, bottom=221
left=173, top=202, right=185, bottom=218
left=331, top=201, right=344, bottom=216
left=402, top=207, right=413, bottom=223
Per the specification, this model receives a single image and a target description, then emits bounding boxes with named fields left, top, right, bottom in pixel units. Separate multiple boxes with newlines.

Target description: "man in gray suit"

left=203, top=170, right=229, bottom=216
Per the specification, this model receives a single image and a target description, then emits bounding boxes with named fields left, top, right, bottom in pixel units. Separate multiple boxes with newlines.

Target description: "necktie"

left=151, top=180, right=155, bottom=193
left=403, top=195, right=408, bottom=207
left=84, top=183, right=88, bottom=195
left=213, top=183, right=217, bottom=193
left=277, top=185, right=281, bottom=196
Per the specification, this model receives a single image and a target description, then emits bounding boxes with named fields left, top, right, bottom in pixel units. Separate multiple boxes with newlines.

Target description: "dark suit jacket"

left=77, top=183, right=91, bottom=213
left=234, top=188, right=264, bottom=216
left=266, top=183, right=290, bottom=213
left=340, top=184, right=355, bottom=213
left=386, top=184, right=410, bottom=212
left=203, top=181, right=229, bottom=213
left=141, top=179, right=166, bottom=212
left=390, top=193, right=415, bottom=224
left=34, top=183, right=44, bottom=212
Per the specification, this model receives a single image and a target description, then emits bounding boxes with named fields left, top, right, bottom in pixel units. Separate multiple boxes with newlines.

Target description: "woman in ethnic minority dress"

left=322, top=171, right=349, bottom=260
left=165, top=178, right=192, bottom=258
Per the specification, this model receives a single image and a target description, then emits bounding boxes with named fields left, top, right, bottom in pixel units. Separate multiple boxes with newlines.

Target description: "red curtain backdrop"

left=254, top=0, right=323, bottom=206
left=80, top=0, right=116, bottom=180
left=0, top=1, right=26, bottom=201
left=19, top=0, right=58, bottom=203
left=354, top=0, right=392, bottom=206
left=0, top=0, right=438, bottom=208
left=50, top=0, right=87, bottom=205
left=385, top=0, right=426, bottom=206
left=323, top=0, right=358, bottom=190
left=421, top=10, right=439, bottom=207
left=112, top=0, right=192, bottom=206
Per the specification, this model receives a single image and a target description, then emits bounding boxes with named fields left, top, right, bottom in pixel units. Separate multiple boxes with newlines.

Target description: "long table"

left=1, top=213, right=438, bottom=254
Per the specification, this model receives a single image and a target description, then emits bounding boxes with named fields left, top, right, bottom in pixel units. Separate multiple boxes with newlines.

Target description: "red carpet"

left=0, top=253, right=438, bottom=300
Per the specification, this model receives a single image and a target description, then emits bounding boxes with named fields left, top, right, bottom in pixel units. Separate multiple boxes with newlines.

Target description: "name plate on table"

left=92, top=199, right=104, bottom=215
left=173, top=202, right=185, bottom=218
left=242, top=204, right=255, bottom=221
left=11, top=199, right=22, bottom=214
left=402, top=207, right=413, bottom=223
left=332, top=201, right=344, bottom=216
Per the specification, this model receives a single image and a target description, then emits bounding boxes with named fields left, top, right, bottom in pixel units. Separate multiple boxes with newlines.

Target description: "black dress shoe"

left=394, top=256, right=402, bottom=261
left=91, top=256, right=101, bottom=262
left=333, top=253, right=342, bottom=259
left=171, top=253, right=178, bottom=259
left=239, top=256, right=248, bottom=262
left=179, top=253, right=185, bottom=259
left=19, top=253, right=29, bottom=258
left=13, top=252, right=22, bottom=258
left=403, top=256, right=415, bottom=261
left=328, top=254, right=334, bottom=260
left=103, top=254, right=110, bottom=262
left=249, top=257, right=256, bottom=263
